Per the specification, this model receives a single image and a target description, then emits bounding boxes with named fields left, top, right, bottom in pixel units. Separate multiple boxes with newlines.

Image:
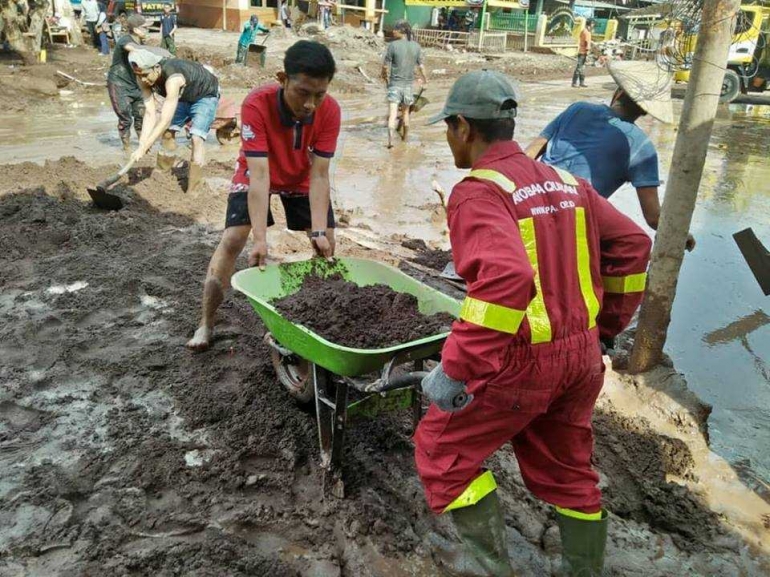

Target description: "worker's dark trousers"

left=572, top=54, right=587, bottom=86
left=235, top=43, right=248, bottom=65
left=86, top=21, right=99, bottom=48
left=107, top=82, right=145, bottom=143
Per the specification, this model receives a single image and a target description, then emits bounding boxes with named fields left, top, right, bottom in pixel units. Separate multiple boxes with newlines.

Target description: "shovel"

left=734, top=227, right=770, bottom=295
left=396, top=87, right=428, bottom=137
left=87, top=158, right=135, bottom=211
left=410, top=86, right=429, bottom=114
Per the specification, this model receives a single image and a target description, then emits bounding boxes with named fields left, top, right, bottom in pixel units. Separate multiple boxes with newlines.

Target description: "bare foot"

left=186, top=326, right=212, bottom=351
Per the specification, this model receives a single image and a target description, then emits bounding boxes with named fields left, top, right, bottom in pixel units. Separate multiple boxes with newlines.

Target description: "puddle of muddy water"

left=1, top=76, right=767, bottom=495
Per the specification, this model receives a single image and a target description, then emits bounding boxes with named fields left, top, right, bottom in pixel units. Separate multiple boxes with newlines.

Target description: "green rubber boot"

left=434, top=491, right=514, bottom=577
left=556, top=509, right=608, bottom=576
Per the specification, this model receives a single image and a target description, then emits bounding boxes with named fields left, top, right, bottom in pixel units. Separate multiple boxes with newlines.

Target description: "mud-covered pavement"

left=1, top=31, right=770, bottom=576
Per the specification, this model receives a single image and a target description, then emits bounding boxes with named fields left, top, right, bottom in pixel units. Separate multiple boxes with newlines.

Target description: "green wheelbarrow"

left=232, top=257, right=460, bottom=496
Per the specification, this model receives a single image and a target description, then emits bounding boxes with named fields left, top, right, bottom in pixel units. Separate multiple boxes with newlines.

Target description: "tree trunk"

left=0, top=0, right=51, bottom=62
left=628, top=0, right=741, bottom=373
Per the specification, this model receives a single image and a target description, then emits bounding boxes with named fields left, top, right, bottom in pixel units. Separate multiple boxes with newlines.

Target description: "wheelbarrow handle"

left=378, top=371, right=429, bottom=392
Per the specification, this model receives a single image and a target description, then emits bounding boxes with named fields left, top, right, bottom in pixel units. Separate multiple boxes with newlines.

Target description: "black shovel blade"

left=734, top=227, right=770, bottom=296
left=87, top=187, right=124, bottom=211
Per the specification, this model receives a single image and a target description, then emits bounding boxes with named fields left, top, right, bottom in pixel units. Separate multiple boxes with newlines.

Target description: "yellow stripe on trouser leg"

left=519, top=217, right=552, bottom=344
left=555, top=506, right=603, bottom=521
left=602, top=272, right=647, bottom=294
left=575, top=207, right=600, bottom=329
left=443, top=470, right=498, bottom=513
left=459, top=297, right=526, bottom=335
left=467, top=169, right=516, bottom=194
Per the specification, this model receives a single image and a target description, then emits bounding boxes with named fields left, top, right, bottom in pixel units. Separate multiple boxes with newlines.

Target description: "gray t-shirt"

left=384, top=39, right=423, bottom=87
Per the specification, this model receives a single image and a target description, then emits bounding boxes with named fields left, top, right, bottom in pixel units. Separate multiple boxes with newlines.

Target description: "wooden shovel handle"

left=100, top=158, right=136, bottom=190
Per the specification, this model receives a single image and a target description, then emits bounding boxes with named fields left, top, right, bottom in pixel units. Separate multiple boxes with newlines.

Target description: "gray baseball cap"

left=126, top=14, right=147, bottom=31
left=428, top=70, right=519, bottom=124
left=129, top=49, right=164, bottom=72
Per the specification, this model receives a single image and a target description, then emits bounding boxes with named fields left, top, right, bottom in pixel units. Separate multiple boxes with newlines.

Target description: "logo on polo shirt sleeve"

left=242, top=124, right=255, bottom=141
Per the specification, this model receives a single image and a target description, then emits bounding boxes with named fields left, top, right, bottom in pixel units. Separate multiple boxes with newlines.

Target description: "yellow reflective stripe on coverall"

left=467, top=169, right=516, bottom=194
left=459, top=297, right=526, bottom=335
left=443, top=470, right=498, bottom=513
left=575, top=207, right=600, bottom=329
left=519, top=217, right=552, bottom=343
left=602, top=272, right=647, bottom=293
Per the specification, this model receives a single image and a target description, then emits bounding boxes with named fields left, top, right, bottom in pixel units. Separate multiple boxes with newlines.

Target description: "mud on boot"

left=157, top=132, right=178, bottom=170
left=157, top=153, right=176, bottom=170
left=187, top=162, right=204, bottom=193
left=433, top=491, right=514, bottom=577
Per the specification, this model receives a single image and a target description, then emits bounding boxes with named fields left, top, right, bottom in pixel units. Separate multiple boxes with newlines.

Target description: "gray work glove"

left=421, top=363, right=473, bottom=412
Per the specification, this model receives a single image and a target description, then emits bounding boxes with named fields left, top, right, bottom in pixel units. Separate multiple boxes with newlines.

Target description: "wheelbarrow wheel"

left=270, top=349, right=314, bottom=404
left=216, top=126, right=240, bottom=146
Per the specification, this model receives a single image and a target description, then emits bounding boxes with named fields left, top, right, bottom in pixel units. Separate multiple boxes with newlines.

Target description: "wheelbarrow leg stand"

left=313, top=363, right=348, bottom=498
left=412, top=359, right=424, bottom=433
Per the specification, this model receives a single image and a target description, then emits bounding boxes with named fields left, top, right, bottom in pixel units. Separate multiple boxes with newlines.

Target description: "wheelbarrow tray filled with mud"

left=232, top=257, right=460, bottom=497
left=231, top=257, right=460, bottom=377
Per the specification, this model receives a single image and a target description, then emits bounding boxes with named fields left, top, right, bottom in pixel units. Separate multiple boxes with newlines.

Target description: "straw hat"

left=608, top=61, right=674, bottom=124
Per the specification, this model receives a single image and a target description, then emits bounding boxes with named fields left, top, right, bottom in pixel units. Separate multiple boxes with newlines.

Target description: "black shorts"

left=225, top=191, right=336, bottom=231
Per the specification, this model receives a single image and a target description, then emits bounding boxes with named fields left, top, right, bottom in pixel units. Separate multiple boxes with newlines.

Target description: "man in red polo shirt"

left=188, top=40, right=340, bottom=351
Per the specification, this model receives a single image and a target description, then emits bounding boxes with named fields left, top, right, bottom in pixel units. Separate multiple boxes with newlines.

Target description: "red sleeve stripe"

left=313, top=150, right=335, bottom=158
left=244, top=151, right=268, bottom=157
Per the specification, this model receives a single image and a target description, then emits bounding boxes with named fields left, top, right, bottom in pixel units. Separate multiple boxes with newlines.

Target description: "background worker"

left=159, top=4, right=178, bottom=55
left=80, top=0, right=100, bottom=49
left=526, top=61, right=695, bottom=253
left=187, top=41, right=340, bottom=352
left=107, top=14, right=149, bottom=151
left=281, top=0, right=293, bottom=29
left=416, top=70, right=652, bottom=576
left=128, top=49, right=220, bottom=193
left=381, top=19, right=427, bottom=148
left=111, top=10, right=128, bottom=41
left=236, top=15, right=269, bottom=65
left=573, top=17, right=594, bottom=88
left=95, top=5, right=110, bottom=56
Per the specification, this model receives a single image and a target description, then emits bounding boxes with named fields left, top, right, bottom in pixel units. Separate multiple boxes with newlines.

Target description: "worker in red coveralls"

left=414, top=70, right=652, bottom=576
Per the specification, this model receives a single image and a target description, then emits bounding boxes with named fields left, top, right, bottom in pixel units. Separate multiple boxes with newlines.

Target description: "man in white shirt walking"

left=80, top=0, right=100, bottom=49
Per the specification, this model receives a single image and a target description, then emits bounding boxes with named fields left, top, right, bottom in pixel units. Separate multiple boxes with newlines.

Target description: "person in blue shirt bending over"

left=526, top=61, right=695, bottom=251
left=236, top=15, right=269, bottom=65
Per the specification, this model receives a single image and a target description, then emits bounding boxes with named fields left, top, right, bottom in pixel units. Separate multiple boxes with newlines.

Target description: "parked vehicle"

left=674, top=6, right=770, bottom=103
left=106, top=0, right=176, bottom=26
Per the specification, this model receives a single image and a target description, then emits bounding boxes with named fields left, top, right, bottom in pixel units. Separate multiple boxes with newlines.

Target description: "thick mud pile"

left=401, top=239, right=452, bottom=272
left=1, top=159, right=768, bottom=575
left=274, top=274, right=454, bottom=348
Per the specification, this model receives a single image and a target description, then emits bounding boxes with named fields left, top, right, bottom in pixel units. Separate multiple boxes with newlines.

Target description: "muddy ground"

left=1, top=156, right=768, bottom=576
left=1, top=25, right=769, bottom=577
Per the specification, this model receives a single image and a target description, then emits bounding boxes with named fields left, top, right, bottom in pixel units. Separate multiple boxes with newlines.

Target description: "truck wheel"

left=720, top=69, right=741, bottom=103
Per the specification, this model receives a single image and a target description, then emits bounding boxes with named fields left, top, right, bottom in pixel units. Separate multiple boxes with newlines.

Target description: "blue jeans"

left=99, top=31, right=109, bottom=55
left=169, top=95, right=220, bottom=140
